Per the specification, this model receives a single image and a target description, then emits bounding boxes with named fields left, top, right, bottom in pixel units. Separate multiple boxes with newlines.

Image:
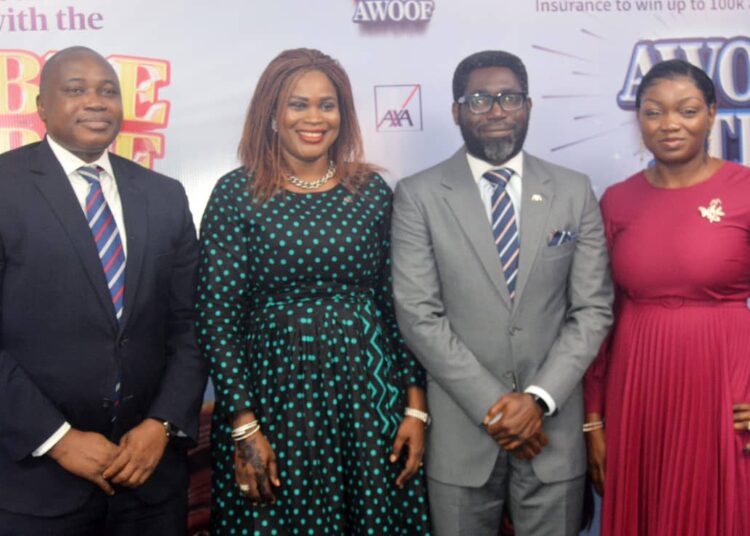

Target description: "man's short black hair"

left=453, top=50, right=528, bottom=102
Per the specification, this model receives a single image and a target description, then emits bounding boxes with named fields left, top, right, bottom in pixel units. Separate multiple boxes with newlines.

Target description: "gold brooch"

left=698, top=198, right=725, bottom=223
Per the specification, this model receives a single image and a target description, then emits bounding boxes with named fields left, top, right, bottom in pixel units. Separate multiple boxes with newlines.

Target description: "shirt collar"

left=466, top=150, right=525, bottom=184
left=46, top=135, right=115, bottom=179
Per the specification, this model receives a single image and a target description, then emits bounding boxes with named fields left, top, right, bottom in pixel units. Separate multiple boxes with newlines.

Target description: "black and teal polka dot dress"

left=196, top=170, right=431, bottom=535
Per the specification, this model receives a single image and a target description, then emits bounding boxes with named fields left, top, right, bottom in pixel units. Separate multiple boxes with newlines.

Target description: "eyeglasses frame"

left=456, top=91, right=528, bottom=114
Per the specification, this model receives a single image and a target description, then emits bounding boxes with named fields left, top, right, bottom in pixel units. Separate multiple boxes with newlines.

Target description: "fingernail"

left=389, top=454, right=397, bottom=462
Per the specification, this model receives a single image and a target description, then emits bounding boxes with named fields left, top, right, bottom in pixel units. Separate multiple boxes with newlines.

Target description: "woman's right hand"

left=232, top=412, right=280, bottom=506
left=585, top=427, right=607, bottom=496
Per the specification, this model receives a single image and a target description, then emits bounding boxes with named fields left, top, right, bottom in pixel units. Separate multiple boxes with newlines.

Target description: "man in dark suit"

left=0, top=46, right=207, bottom=535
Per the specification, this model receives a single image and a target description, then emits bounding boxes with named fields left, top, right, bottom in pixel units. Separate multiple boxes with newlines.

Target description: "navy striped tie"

left=483, top=167, right=520, bottom=301
left=79, top=166, right=126, bottom=322
left=79, top=166, right=125, bottom=419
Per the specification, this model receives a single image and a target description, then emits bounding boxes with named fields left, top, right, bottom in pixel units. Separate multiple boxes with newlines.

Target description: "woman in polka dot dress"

left=196, top=48, right=431, bottom=535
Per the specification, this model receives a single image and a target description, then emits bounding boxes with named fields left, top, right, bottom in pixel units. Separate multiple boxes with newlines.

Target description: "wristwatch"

left=531, top=395, right=550, bottom=415
left=161, top=420, right=176, bottom=437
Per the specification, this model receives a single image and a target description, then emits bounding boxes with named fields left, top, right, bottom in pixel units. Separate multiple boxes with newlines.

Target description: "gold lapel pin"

left=531, top=194, right=543, bottom=202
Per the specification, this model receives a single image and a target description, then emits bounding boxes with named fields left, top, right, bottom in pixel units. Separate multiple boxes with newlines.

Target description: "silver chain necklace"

left=286, top=161, right=336, bottom=190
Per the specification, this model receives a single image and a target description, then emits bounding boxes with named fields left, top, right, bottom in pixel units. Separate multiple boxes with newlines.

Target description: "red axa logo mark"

left=0, top=49, right=171, bottom=169
left=375, top=84, right=422, bottom=132
left=379, top=109, right=414, bottom=128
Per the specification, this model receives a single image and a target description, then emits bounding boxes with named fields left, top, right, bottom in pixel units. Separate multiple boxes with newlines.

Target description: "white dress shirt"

left=465, top=151, right=557, bottom=416
left=46, top=136, right=128, bottom=256
left=33, top=136, right=128, bottom=457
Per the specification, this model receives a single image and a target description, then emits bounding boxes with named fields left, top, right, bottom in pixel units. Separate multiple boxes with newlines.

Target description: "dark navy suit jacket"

left=0, top=139, right=207, bottom=516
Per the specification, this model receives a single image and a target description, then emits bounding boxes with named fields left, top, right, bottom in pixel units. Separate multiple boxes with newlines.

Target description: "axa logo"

left=353, top=0, right=435, bottom=23
left=375, top=84, right=423, bottom=132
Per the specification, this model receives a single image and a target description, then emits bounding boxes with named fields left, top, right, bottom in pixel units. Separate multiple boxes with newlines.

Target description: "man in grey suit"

left=391, top=50, right=613, bottom=535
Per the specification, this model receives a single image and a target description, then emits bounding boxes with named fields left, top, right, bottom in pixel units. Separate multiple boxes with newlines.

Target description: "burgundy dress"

left=585, top=161, right=750, bottom=536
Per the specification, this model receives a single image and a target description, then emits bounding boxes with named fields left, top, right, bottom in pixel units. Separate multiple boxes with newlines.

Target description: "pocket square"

left=548, top=229, right=577, bottom=246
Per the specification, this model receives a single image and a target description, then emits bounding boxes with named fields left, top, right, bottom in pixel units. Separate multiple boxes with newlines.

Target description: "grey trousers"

left=428, top=452, right=584, bottom=536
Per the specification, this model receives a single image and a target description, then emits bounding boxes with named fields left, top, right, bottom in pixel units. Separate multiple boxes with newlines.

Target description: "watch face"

left=533, top=396, right=548, bottom=413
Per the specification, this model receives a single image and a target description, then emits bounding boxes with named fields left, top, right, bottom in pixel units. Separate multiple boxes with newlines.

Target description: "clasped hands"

left=48, top=418, right=169, bottom=496
left=483, top=392, right=548, bottom=460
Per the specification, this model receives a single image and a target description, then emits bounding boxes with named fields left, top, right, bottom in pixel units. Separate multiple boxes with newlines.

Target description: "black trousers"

left=0, top=486, right=187, bottom=536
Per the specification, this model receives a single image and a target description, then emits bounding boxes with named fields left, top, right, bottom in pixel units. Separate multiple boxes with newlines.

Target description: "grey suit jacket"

left=391, top=147, right=613, bottom=487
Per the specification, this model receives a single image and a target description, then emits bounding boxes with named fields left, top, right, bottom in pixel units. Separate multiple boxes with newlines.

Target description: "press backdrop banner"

left=2, top=0, right=748, bottom=211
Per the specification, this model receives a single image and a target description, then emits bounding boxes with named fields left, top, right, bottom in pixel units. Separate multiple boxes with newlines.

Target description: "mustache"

left=478, top=120, right=516, bottom=129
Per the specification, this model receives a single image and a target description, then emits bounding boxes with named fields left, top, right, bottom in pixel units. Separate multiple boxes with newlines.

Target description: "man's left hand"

left=484, top=393, right=543, bottom=451
left=102, top=418, right=169, bottom=488
left=509, top=430, right=549, bottom=460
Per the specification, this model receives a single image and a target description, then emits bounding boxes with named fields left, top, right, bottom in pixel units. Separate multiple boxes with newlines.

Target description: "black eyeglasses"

left=457, top=92, right=527, bottom=114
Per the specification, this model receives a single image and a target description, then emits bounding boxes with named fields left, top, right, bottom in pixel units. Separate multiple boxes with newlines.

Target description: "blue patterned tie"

left=79, top=166, right=126, bottom=321
left=483, top=168, right=520, bottom=301
left=79, top=165, right=126, bottom=420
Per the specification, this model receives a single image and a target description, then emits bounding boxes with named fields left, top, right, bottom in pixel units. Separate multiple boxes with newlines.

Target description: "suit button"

left=118, top=338, right=129, bottom=348
left=509, top=326, right=521, bottom=335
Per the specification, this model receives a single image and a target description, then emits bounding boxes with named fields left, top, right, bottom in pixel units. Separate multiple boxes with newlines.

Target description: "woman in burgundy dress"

left=584, top=59, right=750, bottom=535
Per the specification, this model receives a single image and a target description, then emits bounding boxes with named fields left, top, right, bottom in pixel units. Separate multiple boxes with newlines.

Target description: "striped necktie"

left=483, top=167, right=520, bottom=301
left=78, top=166, right=126, bottom=323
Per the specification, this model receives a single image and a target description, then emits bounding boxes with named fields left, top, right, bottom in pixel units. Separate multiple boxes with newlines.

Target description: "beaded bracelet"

left=582, top=420, right=604, bottom=433
left=405, top=407, right=431, bottom=426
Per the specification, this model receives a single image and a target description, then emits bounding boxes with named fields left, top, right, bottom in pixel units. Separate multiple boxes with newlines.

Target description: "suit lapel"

left=441, top=149, right=512, bottom=308
left=515, top=154, right=555, bottom=305
left=29, top=141, right=119, bottom=332
left=112, top=156, right=148, bottom=331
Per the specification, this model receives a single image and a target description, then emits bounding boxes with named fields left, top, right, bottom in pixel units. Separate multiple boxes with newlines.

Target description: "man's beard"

left=460, top=120, right=529, bottom=165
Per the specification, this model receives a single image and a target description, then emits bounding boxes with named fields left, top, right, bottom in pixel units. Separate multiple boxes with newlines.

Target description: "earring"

left=271, top=118, right=277, bottom=132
